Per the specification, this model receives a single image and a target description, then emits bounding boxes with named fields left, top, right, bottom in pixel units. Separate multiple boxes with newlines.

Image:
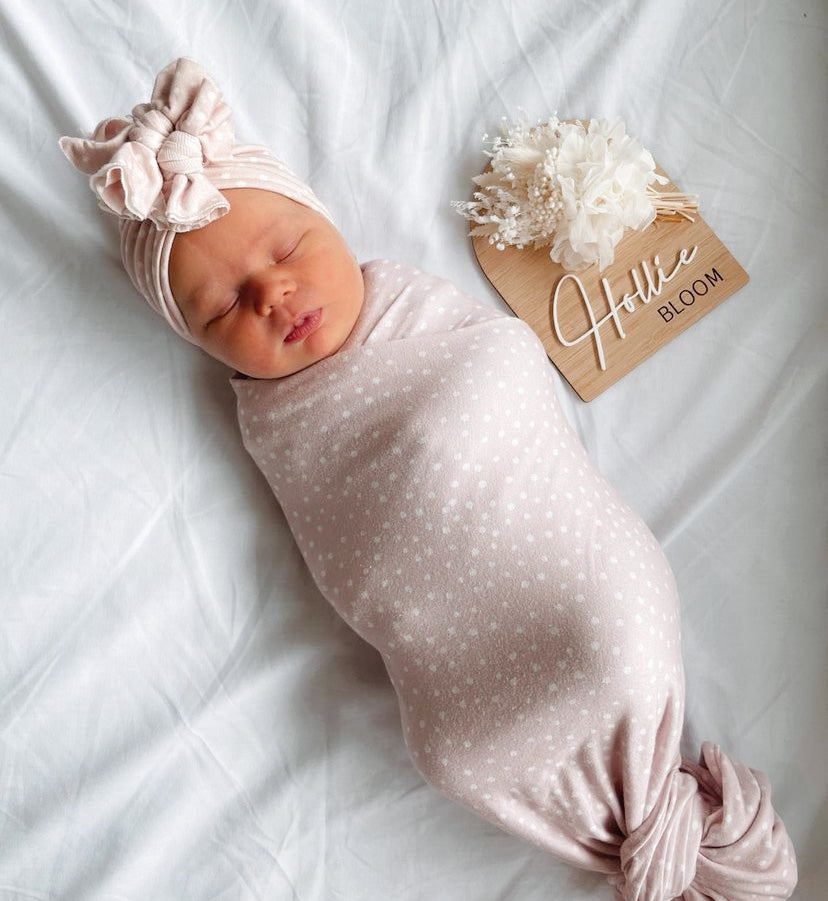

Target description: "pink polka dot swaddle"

left=232, top=260, right=797, bottom=901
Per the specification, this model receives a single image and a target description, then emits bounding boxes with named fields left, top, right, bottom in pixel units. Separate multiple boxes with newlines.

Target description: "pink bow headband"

left=59, top=57, right=334, bottom=343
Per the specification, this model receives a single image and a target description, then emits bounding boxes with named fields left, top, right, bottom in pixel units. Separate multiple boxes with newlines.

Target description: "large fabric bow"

left=59, top=58, right=235, bottom=232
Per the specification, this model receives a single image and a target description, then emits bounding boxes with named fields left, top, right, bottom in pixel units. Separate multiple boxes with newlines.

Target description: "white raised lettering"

left=551, top=246, right=699, bottom=371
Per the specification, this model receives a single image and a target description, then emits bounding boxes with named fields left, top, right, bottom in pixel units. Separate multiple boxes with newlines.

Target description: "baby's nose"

left=251, top=269, right=296, bottom=317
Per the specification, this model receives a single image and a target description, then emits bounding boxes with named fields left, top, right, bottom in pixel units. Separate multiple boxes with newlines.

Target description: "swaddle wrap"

left=232, top=260, right=797, bottom=900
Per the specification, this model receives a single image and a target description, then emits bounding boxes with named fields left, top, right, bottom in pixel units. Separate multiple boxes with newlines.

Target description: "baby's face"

left=168, top=188, right=364, bottom=379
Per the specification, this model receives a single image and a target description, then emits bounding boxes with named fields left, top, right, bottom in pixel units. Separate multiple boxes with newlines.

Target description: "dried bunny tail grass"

left=452, top=115, right=568, bottom=251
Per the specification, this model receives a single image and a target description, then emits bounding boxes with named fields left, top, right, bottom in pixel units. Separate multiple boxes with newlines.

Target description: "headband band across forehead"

left=59, top=57, right=334, bottom=343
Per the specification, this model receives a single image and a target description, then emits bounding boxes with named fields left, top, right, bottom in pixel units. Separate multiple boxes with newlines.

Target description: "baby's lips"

left=283, top=308, right=323, bottom=343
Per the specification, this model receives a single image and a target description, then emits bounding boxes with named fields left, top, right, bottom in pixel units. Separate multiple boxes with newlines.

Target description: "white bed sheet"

left=1, top=1, right=825, bottom=899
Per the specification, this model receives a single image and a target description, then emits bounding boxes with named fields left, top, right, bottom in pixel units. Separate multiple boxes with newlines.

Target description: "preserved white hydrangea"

left=453, top=115, right=697, bottom=272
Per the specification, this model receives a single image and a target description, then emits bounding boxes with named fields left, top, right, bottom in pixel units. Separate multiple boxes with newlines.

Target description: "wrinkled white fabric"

left=232, top=261, right=797, bottom=900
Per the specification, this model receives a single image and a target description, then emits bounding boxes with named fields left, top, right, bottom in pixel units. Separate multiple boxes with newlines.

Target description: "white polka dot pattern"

left=231, top=261, right=797, bottom=900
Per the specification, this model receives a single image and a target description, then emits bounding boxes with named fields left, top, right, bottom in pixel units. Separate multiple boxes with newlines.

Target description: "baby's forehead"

left=175, top=189, right=303, bottom=249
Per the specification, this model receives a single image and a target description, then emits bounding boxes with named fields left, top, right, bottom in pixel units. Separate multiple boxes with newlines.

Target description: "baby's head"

left=60, top=58, right=364, bottom=379
left=166, top=186, right=363, bottom=378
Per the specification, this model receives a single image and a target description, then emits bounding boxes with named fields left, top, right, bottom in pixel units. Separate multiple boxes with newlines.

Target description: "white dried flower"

left=453, top=115, right=694, bottom=272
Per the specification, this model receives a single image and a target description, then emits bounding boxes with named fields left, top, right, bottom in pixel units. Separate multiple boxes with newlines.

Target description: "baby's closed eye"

left=272, top=233, right=305, bottom=262
left=206, top=293, right=239, bottom=325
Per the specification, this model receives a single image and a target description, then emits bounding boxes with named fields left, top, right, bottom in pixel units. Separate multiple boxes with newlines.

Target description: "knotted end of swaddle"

left=612, top=743, right=797, bottom=901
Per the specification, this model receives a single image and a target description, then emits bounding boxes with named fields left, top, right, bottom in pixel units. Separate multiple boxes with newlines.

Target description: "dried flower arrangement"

left=453, top=116, right=698, bottom=272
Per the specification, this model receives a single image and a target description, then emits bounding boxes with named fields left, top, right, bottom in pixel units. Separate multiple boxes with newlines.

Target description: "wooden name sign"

left=471, top=167, right=749, bottom=401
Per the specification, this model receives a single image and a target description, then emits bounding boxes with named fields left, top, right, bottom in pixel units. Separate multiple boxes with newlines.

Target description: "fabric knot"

left=157, top=130, right=204, bottom=175
left=614, top=743, right=797, bottom=901
left=129, top=106, right=175, bottom=153
left=617, top=768, right=704, bottom=900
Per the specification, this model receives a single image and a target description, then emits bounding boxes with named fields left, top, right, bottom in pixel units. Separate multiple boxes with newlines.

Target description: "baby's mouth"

left=284, top=308, right=323, bottom=343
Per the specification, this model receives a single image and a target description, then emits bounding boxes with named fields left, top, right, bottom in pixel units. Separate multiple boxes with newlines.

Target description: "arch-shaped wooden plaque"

left=471, top=168, right=749, bottom=401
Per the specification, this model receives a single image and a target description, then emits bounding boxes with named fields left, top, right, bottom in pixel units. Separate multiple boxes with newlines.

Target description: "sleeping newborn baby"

left=61, top=58, right=797, bottom=901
